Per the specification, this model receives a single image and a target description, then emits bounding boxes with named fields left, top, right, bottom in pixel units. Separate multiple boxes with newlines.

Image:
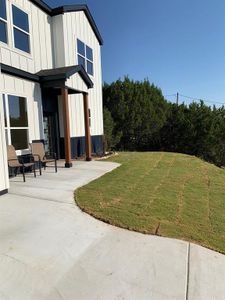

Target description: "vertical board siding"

left=1, top=3, right=103, bottom=145
left=58, top=94, right=85, bottom=138
left=0, top=0, right=53, bottom=73
left=51, top=15, right=65, bottom=68
left=0, top=69, right=9, bottom=191
left=1, top=73, right=44, bottom=145
left=58, top=96, right=64, bottom=138
left=61, top=11, right=103, bottom=138
left=66, top=73, right=88, bottom=93
left=69, top=94, right=85, bottom=137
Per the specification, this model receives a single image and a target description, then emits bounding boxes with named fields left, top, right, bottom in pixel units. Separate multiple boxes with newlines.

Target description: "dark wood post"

left=61, top=87, right=72, bottom=168
left=83, top=92, right=92, bottom=161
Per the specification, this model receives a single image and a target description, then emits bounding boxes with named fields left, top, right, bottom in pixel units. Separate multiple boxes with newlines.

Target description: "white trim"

left=0, top=93, right=9, bottom=189
left=10, top=3, right=32, bottom=56
left=0, top=16, right=7, bottom=23
left=77, top=37, right=94, bottom=77
left=0, top=18, right=8, bottom=42
left=0, top=0, right=8, bottom=45
left=3, top=93, right=30, bottom=151
left=13, top=24, right=30, bottom=35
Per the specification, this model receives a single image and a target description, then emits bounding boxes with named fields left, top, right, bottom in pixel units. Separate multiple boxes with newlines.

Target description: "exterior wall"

left=0, top=0, right=53, bottom=73
left=0, top=68, right=9, bottom=192
left=58, top=94, right=85, bottom=138
left=0, top=2, right=104, bottom=170
left=69, top=94, right=85, bottom=137
left=0, top=73, right=44, bottom=155
left=51, top=15, right=65, bottom=67
left=53, top=11, right=103, bottom=139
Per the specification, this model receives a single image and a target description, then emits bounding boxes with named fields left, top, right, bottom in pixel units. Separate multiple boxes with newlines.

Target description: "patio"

left=0, top=160, right=225, bottom=299
left=8, top=159, right=113, bottom=202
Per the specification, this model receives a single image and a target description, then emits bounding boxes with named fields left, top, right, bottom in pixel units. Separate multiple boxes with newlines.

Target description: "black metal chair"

left=7, top=145, right=36, bottom=182
left=30, top=142, right=57, bottom=175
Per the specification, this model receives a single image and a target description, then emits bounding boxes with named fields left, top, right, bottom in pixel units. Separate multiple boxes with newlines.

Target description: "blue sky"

left=46, top=0, right=225, bottom=105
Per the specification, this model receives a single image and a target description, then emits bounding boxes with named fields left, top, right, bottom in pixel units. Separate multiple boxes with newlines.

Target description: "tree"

left=103, top=107, right=121, bottom=151
left=103, top=77, right=168, bottom=151
left=103, top=77, right=225, bottom=167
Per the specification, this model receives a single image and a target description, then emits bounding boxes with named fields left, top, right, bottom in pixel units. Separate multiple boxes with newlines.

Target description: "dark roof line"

left=29, top=0, right=52, bottom=14
left=52, top=5, right=103, bottom=45
left=30, top=1, right=103, bottom=45
left=37, top=65, right=94, bottom=89
left=1, top=63, right=40, bottom=82
left=0, top=64, right=94, bottom=89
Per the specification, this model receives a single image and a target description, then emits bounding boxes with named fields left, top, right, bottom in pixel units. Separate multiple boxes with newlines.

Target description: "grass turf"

left=75, top=152, right=225, bottom=254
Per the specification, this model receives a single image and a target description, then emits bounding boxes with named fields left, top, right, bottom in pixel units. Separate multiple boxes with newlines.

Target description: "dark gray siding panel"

left=60, top=135, right=103, bottom=158
left=0, top=189, right=8, bottom=196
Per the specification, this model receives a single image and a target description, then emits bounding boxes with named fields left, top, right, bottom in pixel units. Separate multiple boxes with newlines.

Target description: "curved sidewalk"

left=0, top=161, right=224, bottom=299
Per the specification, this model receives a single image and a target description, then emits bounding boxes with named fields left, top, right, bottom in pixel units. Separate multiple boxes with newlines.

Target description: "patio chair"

left=30, top=142, right=57, bottom=175
left=7, top=145, right=36, bottom=182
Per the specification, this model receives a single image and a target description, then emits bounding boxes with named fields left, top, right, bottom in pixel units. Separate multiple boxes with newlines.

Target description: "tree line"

left=103, top=77, right=225, bottom=167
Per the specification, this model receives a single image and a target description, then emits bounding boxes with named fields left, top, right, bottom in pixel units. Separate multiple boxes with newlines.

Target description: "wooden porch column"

left=61, top=87, right=72, bottom=168
left=83, top=92, right=92, bottom=161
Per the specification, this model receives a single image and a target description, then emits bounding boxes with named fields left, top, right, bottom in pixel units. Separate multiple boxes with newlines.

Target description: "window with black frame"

left=12, top=5, right=30, bottom=53
left=77, top=39, right=94, bottom=76
left=0, top=0, right=7, bottom=44
left=3, top=94, right=29, bottom=150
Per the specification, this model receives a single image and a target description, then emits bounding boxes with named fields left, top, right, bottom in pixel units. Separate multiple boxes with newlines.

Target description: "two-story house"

left=0, top=0, right=104, bottom=195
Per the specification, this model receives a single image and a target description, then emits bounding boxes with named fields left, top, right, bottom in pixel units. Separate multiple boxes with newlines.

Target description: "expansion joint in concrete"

left=185, top=243, right=190, bottom=300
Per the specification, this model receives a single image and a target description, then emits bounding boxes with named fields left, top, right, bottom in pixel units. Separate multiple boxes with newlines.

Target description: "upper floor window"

left=12, top=5, right=30, bottom=53
left=77, top=39, right=94, bottom=76
left=0, top=0, right=7, bottom=44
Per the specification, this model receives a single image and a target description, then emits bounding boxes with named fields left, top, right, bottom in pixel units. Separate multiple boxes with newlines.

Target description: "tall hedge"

left=103, top=77, right=225, bottom=167
left=103, top=77, right=168, bottom=151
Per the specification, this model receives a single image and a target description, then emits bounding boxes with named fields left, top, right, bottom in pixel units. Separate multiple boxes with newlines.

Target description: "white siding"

left=0, top=4, right=103, bottom=139
left=51, top=15, right=65, bottom=67
left=66, top=73, right=88, bottom=93
left=69, top=94, right=85, bottom=137
left=0, top=74, right=44, bottom=152
left=0, top=68, right=9, bottom=191
left=58, top=96, right=63, bottom=138
left=56, top=11, right=103, bottom=138
left=58, top=94, right=85, bottom=138
left=0, top=0, right=53, bottom=73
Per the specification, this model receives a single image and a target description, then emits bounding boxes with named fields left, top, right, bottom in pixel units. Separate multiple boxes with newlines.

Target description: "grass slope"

left=76, top=152, right=225, bottom=253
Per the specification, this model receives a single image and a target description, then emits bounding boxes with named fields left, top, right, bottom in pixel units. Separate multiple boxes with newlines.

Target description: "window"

left=3, top=94, right=29, bottom=150
left=12, top=5, right=30, bottom=53
left=0, top=0, right=7, bottom=44
left=88, top=109, right=91, bottom=127
left=77, top=39, right=94, bottom=76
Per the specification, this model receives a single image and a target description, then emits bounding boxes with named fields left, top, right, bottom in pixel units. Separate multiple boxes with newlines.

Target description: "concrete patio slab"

left=0, top=160, right=224, bottom=299
left=188, top=244, right=225, bottom=300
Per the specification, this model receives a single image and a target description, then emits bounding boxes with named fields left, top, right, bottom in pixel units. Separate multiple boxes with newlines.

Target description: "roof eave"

left=30, top=1, right=103, bottom=45
left=30, top=0, right=52, bottom=14
left=37, top=65, right=94, bottom=89
left=76, top=65, right=94, bottom=89
left=51, top=5, right=103, bottom=45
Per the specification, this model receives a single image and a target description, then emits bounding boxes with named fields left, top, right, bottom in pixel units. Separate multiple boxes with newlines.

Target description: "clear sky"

left=46, top=0, right=225, bottom=105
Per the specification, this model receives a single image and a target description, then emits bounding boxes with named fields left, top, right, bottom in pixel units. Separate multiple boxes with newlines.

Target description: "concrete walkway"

left=0, top=161, right=224, bottom=300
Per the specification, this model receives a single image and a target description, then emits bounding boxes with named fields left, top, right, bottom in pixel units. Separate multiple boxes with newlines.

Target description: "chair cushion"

left=43, top=159, right=55, bottom=163
left=8, top=161, right=22, bottom=168
left=23, top=163, right=35, bottom=167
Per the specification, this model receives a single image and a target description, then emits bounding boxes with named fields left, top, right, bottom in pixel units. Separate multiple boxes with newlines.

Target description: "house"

left=0, top=0, right=104, bottom=195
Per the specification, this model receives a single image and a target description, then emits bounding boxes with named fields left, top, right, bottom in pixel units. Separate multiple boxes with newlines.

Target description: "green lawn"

left=75, top=152, right=225, bottom=253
